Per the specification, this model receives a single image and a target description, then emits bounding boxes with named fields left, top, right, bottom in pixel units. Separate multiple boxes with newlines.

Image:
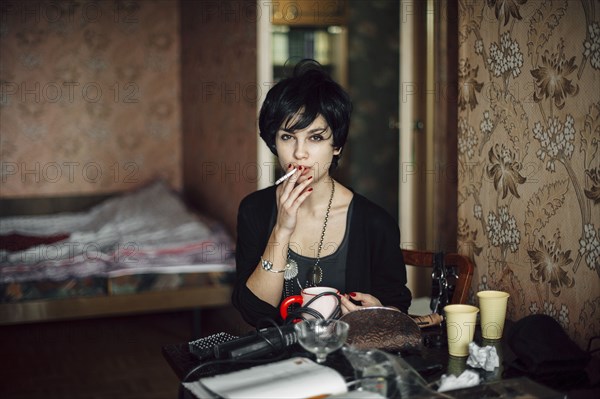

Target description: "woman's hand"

left=339, top=292, right=383, bottom=315
left=274, top=166, right=313, bottom=234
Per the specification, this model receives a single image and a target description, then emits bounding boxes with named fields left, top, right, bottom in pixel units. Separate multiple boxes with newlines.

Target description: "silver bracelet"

left=261, top=257, right=286, bottom=273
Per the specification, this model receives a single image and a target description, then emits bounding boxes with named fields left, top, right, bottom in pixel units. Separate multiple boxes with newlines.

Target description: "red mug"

left=280, top=286, right=340, bottom=321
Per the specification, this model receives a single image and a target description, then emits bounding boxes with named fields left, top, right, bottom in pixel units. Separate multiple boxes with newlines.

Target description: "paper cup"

left=444, top=304, right=479, bottom=357
left=477, top=290, right=510, bottom=340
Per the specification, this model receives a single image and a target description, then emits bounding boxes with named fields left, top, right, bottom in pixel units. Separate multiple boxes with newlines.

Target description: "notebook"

left=182, top=357, right=347, bottom=399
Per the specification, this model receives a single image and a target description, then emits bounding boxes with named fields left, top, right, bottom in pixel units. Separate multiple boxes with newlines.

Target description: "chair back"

left=402, top=249, right=475, bottom=306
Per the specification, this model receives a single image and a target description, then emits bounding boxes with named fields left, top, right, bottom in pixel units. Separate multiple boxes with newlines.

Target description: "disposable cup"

left=477, top=290, right=510, bottom=339
left=444, top=304, right=479, bottom=357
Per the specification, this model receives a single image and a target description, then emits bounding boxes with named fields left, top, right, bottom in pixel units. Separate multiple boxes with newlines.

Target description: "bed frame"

left=0, top=193, right=235, bottom=326
left=0, top=285, right=232, bottom=325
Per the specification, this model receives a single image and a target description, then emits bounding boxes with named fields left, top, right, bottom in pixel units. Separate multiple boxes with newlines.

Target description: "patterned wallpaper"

left=457, top=0, right=599, bottom=349
left=181, top=0, right=257, bottom=236
left=0, top=0, right=181, bottom=197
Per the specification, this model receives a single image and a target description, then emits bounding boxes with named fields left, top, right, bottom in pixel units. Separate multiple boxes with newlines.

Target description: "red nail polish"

left=288, top=164, right=292, bottom=169
left=349, top=292, right=356, bottom=297
left=307, top=188, right=313, bottom=192
left=298, top=166, right=303, bottom=171
left=308, top=176, right=313, bottom=180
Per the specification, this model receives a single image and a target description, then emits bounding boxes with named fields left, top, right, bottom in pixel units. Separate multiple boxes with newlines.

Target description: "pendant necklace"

left=284, top=177, right=335, bottom=287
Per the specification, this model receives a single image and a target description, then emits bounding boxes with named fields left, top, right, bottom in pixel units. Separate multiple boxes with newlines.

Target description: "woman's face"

left=275, top=114, right=340, bottom=182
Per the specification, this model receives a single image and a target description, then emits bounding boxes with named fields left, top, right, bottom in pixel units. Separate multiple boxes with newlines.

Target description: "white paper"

left=437, top=369, right=480, bottom=392
left=328, top=391, right=386, bottom=398
left=466, top=342, right=499, bottom=371
left=184, top=357, right=348, bottom=399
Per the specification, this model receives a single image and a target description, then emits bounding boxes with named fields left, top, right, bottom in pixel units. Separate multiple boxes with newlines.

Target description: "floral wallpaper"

left=457, top=0, right=599, bottom=349
left=0, top=0, right=181, bottom=197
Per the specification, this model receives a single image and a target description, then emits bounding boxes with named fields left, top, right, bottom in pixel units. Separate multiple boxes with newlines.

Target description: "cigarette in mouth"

left=275, top=168, right=297, bottom=185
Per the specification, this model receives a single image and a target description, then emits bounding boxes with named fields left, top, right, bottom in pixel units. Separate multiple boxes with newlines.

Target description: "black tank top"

left=284, top=197, right=354, bottom=297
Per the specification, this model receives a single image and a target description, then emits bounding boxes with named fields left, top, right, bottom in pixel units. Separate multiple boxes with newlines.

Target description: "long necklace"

left=284, top=178, right=335, bottom=286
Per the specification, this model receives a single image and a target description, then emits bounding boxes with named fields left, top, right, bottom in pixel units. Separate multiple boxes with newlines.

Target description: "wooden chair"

left=402, top=249, right=475, bottom=305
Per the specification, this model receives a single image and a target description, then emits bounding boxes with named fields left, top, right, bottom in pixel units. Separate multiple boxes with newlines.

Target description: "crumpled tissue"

left=437, top=369, right=480, bottom=392
left=466, top=342, right=499, bottom=371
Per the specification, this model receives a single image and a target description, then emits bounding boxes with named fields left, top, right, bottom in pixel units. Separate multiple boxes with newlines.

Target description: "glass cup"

left=294, top=319, right=349, bottom=364
left=477, top=290, right=510, bottom=340
left=443, top=304, right=479, bottom=357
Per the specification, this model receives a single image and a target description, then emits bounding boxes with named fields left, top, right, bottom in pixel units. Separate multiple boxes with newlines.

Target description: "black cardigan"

left=231, top=185, right=412, bottom=326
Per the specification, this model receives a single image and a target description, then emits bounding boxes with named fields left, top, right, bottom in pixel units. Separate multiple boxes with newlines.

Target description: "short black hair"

left=258, top=59, right=352, bottom=170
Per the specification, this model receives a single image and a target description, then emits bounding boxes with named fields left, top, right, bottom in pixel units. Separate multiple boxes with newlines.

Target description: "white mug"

left=280, top=286, right=340, bottom=321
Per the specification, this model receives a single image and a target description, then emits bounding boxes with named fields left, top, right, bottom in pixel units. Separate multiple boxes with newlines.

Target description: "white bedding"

left=0, top=182, right=235, bottom=283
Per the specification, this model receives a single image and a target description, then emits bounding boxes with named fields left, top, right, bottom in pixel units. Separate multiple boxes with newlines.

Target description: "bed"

left=0, top=182, right=235, bottom=325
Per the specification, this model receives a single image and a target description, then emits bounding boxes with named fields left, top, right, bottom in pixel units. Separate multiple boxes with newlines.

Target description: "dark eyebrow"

left=309, top=127, right=328, bottom=134
left=280, top=126, right=328, bottom=134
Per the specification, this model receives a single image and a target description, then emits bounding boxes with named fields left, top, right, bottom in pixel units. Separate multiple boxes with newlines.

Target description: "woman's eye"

left=280, top=134, right=293, bottom=141
left=310, top=135, right=324, bottom=141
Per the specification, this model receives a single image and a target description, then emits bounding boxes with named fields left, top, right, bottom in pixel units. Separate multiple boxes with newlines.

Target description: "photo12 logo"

left=1, top=161, right=139, bottom=184
left=1, top=81, right=140, bottom=105
left=11, top=241, right=140, bottom=265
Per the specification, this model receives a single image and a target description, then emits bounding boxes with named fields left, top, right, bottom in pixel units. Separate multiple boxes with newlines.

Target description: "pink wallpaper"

left=0, top=0, right=181, bottom=197
left=181, top=0, right=258, bottom=236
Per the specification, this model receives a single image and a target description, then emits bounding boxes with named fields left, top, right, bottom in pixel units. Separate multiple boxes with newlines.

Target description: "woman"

left=232, top=60, right=411, bottom=326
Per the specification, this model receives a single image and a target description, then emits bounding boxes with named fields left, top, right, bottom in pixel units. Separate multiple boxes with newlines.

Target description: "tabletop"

left=162, top=321, right=593, bottom=398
